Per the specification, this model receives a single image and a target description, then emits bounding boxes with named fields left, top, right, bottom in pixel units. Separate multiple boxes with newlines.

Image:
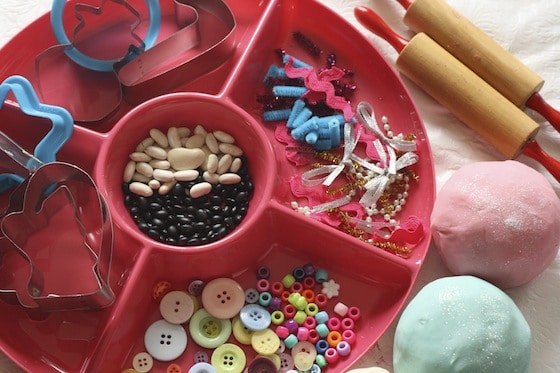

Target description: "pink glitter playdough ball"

left=431, top=160, right=560, bottom=289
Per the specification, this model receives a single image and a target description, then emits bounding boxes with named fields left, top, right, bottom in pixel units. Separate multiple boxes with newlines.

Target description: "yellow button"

left=211, top=343, right=246, bottom=373
left=293, top=351, right=314, bottom=371
left=251, top=328, right=280, bottom=355
left=232, top=316, right=254, bottom=345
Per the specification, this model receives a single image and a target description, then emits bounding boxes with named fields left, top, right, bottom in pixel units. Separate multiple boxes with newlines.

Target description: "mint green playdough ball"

left=393, top=276, right=531, bottom=373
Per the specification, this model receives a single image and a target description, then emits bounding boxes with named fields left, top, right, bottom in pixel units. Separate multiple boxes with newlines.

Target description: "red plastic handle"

left=523, top=140, right=560, bottom=183
left=395, top=0, right=413, bottom=9
left=526, top=92, right=560, bottom=134
left=354, top=6, right=409, bottom=53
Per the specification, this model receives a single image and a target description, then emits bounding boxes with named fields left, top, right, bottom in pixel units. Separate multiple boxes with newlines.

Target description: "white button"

left=188, top=362, right=217, bottom=373
left=144, top=319, right=187, bottom=361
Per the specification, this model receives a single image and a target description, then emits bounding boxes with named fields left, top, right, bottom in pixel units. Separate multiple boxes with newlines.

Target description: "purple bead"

left=257, top=265, right=270, bottom=279
left=284, top=319, right=298, bottom=334
left=336, top=341, right=351, bottom=357
left=303, top=263, right=315, bottom=276
left=269, top=296, right=282, bottom=311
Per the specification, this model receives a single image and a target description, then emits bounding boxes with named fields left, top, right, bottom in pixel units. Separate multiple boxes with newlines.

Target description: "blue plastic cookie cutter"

left=0, top=75, right=73, bottom=192
left=51, top=0, right=161, bottom=72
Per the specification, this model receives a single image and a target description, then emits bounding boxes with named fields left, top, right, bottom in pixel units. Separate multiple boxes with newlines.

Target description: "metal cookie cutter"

left=117, top=0, right=237, bottom=103
left=0, top=76, right=114, bottom=312
left=34, top=0, right=161, bottom=123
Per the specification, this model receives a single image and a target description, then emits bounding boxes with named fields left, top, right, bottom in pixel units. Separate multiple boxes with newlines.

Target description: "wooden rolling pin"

left=354, top=6, right=560, bottom=182
left=392, top=0, right=560, bottom=133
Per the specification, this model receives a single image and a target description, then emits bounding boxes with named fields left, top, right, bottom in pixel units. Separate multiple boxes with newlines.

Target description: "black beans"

left=123, top=164, right=253, bottom=246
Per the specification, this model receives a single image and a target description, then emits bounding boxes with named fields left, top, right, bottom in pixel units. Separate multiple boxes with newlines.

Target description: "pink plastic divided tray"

left=0, top=0, right=434, bottom=371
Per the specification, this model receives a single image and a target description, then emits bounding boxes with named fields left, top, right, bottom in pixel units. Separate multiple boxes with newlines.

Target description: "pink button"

left=160, top=291, right=195, bottom=324
left=201, top=278, right=245, bottom=319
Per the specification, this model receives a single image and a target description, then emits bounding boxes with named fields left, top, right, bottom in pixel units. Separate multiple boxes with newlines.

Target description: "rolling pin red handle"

left=354, top=6, right=408, bottom=53
left=526, top=92, right=560, bottom=134
left=523, top=141, right=560, bottom=182
left=395, top=0, right=413, bottom=9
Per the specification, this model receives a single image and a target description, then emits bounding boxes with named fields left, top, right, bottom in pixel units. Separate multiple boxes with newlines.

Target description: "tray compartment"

left=86, top=204, right=413, bottom=371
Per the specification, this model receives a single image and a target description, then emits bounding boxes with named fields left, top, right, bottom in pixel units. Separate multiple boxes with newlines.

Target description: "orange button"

left=160, top=290, right=195, bottom=324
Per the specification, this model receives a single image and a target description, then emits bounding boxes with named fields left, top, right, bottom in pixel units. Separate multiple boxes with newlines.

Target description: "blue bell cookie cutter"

left=51, top=0, right=161, bottom=72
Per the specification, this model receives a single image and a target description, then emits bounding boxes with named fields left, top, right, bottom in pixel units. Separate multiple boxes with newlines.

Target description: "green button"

left=189, top=308, right=232, bottom=349
left=211, top=343, right=246, bottom=373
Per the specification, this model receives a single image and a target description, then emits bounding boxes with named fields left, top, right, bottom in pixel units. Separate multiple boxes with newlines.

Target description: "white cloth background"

left=1, top=0, right=560, bottom=372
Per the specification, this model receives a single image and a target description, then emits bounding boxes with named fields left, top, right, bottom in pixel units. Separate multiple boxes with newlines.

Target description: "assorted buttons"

left=125, top=264, right=360, bottom=372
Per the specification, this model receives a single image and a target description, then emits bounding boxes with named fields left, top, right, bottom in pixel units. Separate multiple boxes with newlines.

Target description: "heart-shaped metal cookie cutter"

left=0, top=76, right=114, bottom=312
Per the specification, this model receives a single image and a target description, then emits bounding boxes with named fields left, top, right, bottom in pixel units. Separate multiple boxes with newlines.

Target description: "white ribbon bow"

left=301, top=122, right=360, bottom=187
left=356, top=101, right=417, bottom=152
left=359, top=139, right=418, bottom=209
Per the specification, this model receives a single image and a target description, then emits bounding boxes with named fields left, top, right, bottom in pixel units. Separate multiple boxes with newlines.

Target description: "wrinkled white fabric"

left=2, top=1, right=560, bottom=372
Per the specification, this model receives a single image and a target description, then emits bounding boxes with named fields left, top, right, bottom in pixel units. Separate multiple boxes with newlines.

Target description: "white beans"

left=149, top=128, right=169, bottom=148
left=124, top=126, right=244, bottom=196
left=123, top=161, right=136, bottom=183
left=129, top=181, right=153, bottom=197
left=145, top=145, right=168, bottom=160
left=189, top=182, right=212, bottom=198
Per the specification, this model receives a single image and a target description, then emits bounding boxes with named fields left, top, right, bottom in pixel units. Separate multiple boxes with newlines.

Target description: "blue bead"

left=316, top=323, right=330, bottom=338
left=315, top=311, right=329, bottom=324
left=258, top=291, right=272, bottom=307
left=315, top=268, right=329, bottom=283
left=284, top=334, right=299, bottom=349
left=239, top=304, right=271, bottom=331
left=316, top=339, right=329, bottom=355
left=292, top=267, right=306, bottom=281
